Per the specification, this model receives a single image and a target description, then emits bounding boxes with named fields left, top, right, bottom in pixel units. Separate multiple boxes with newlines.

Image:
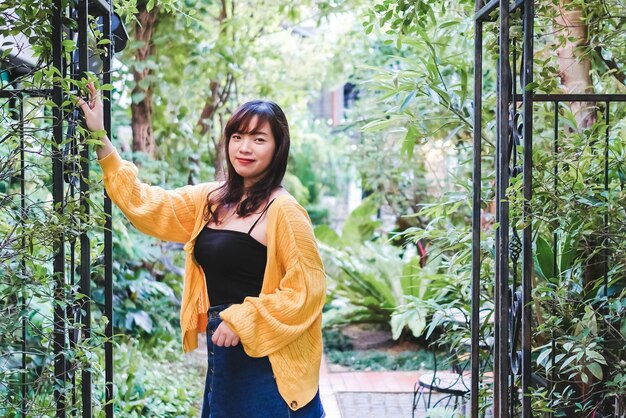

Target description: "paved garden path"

left=320, top=355, right=437, bottom=418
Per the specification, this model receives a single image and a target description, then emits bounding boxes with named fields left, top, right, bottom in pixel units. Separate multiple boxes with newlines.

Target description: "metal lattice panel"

left=471, top=1, right=626, bottom=417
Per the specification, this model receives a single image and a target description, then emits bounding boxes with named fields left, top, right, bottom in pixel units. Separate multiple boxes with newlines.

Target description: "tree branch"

left=594, top=45, right=626, bottom=85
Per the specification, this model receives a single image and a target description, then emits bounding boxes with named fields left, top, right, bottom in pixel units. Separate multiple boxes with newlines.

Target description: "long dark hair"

left=204, top=100, right=290, bottom=224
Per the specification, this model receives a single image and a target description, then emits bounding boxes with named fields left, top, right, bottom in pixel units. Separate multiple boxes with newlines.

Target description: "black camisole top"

left=193, top=200, right=274, bottom=306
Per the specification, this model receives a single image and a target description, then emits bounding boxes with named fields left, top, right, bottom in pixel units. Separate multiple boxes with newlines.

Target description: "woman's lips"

left=236, top=158, right=254, bottom=165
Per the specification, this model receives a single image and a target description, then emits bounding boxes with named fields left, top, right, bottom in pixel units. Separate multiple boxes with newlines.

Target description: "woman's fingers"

left=83, top=82, right=101, bottom=107
left=76, top=96, right=92, bottom=114
left=72, top=82, right=105, bottom=133
left=225, top=335, right=240, bottom=347
left=211, top=322, right=240, bottom=347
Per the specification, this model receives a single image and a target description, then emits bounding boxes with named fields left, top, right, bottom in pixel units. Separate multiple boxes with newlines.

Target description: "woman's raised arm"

left=76, top=81, right=210, bottom=243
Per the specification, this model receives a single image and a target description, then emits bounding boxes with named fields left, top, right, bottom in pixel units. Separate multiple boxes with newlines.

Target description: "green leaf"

left=399, top=90, right=417, bottom=112
left=536, top=347, right=552, bottom=368
left=587, top=362, right=603, bottom=379
left=341, top=195, right=380, bottom=245
left=560, top=354, right=577, bottom=371
left=558, top=230, right=576, bottom=274
left=524, top=81, right=539, bottom=91
left=128, top=310, right=153, bottom=333
left=360, top=117, right=398, bottom=132
left=439, top=20, right=460, bottom=29
left=314, top=225, right=343, bottom=248
left=131, top=92, right=146, bottom=103
left=534, top=235, right=555, bottom=280
left=401, top=256, right=423, bottom=298
left=402, top=124, right=419, bottom=159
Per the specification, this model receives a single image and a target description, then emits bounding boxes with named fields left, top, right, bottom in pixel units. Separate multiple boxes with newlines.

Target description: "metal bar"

left=550, top=102, right=559, bottom=418
left=515, top=93, right=626, bottom=102
left=19, top=94, right=27, bottom=418
left=511, top=0, right=524, bottom=12
left=0, top=89, right=56, bottom=98
left=87, top=0, right=111, bottom=15
left=495, top=0, right=511, bottom=416
left=8, top=91, right=624, bottom=103
left=475, top=0, right=523, bottom=22
left=521, top=1, right=534, bottom=416
left=471, top=1, right=484, bottom=417
left=494, top=34, right=502, bottom=418
left=475, top=0, right=498, bottom=22
left=103, top=3, right=114, bottom=417
left=604, top=102, right=609, bottom=303
left=52, top=1, right=67, bottom=417
left=76, top=1, right=93, bottom=415
left=510, top=36, right=517, bottom=418
left=69, top=225, right=77, bottom=415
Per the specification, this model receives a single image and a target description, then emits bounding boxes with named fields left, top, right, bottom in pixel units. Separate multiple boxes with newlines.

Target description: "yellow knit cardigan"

left=98, top=150, right=326, bottom=411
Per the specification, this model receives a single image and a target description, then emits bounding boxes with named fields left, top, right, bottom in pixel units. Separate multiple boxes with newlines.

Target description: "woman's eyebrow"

left=239, top=129, right=268, bottom=136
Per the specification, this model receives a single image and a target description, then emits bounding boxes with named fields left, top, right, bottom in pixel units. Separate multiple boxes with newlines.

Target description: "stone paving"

left=336, top=392, right=415, bottom=418
left=318, top=355, right=455, bottom=418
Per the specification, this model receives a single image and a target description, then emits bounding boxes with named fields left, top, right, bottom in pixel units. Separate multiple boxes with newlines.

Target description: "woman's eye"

left=255, top=138, right=265, bottom=142
left=232, top=135, right=241, bottom=140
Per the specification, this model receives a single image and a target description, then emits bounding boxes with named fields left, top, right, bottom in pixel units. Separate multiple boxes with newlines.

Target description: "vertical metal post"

left=471, top=1, right=484, bottom=417
left=550, top=102, right=559, bottom=418
left=19, top=95, right=27, bottom=418
left=495, top=0, right=511, bottom=416
left=603, top=101, right=609, bottom=303
left=521, top=1, right=534, bottom=416
left=510, top=40, right=517, bottom=418
left=52, top=1, right=67, bottom=417
left=103, top=3, right=114, bottom=417
left=76, top=1, right=93, bottom=416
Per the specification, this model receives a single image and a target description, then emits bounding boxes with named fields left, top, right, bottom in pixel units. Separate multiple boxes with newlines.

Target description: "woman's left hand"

left=212, top=321, right=240, bottom=347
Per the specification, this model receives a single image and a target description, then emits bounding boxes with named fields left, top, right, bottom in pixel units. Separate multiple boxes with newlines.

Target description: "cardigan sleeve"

left=98, top=149, right=212, bottom=243
left=219, top=201, right=326, bottom=357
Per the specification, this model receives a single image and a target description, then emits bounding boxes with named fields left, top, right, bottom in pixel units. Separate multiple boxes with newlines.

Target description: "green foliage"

left=321, top=328, right=354, bottom=352
left=105, top=337, right=203, bottom=417
left=326, top=348, right=437, bottom=372
left=317, top=196, right=399, bottom=324
left=317, top=196, right=459, bottom=339
left=355, top=0, right=626, bottom=413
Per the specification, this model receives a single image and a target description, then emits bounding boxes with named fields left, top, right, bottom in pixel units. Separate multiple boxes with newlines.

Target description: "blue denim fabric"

left=201, top=304, right=325, bottom=418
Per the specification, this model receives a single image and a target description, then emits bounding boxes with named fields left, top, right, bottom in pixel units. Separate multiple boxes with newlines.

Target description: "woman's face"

left=228, top=116, right=276, bottom=188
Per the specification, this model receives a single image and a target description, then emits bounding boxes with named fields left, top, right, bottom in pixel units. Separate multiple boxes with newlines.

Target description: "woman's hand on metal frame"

left=75, top=81, right=105, bottom=133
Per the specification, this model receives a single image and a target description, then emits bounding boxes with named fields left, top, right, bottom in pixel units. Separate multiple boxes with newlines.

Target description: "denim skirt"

left=201, top=304, right=325, bottom=418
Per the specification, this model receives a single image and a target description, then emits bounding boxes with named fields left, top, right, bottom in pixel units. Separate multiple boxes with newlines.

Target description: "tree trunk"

left=554, top=1, right=605, bottom=285
left=130, top=6, right=158, bottom=157
left=194, top=0, right=234, bottom=180
left=554, top=0, right=596, bottom=129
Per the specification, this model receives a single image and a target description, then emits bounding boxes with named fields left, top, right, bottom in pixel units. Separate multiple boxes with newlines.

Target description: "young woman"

left=77, top=82, right=326, bottom=417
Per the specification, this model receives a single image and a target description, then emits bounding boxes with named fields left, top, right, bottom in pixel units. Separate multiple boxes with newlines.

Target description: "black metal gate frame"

left=2, top=1, right=116, bottom=417
left=471, top=1, right=626, bottom=417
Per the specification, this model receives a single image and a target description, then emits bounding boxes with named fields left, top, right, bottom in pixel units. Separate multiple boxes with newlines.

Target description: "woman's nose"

left=239, top=138, right=252, bottom=152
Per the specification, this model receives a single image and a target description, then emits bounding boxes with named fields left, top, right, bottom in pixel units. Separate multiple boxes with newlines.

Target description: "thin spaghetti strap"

left=248, top=198, right=276, bottom=235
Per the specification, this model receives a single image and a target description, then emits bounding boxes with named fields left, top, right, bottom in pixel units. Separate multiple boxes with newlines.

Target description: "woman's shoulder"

left=269, top=190, right=311, bottom=223
left=189, top=180, right=223, bottom=205
left=269, top=189, right=300, bottom=209
left=195, top=180, right=225, bottom=194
